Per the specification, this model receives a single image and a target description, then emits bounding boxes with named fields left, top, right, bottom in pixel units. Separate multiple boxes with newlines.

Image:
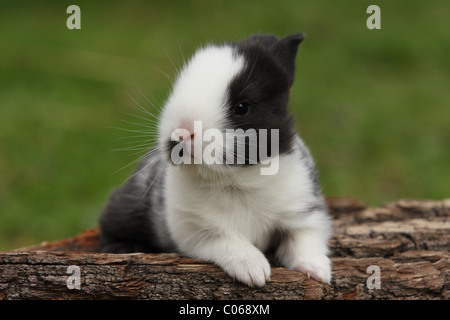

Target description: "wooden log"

left=0, top=198, right=448, bottom=300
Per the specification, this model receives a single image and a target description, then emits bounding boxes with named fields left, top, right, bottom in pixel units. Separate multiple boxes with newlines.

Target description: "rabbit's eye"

left=234, top=101, right=250, bottom=116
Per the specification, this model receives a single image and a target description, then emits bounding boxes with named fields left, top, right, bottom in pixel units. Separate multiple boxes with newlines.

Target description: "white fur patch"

left=164, top=141, right=331, bottom=285
left=159, top=45, right=244, bottom=146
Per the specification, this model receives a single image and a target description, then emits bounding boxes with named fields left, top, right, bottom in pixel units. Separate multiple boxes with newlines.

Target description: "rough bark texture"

left=0, top=197, right=448, bottom=300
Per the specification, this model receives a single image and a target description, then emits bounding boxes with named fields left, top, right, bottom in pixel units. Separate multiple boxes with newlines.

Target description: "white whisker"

left=153, top=66, right=175, bottom=83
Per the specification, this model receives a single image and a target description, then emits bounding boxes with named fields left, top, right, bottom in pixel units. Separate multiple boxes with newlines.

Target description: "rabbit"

left=99, top=33, right=332, bottom=287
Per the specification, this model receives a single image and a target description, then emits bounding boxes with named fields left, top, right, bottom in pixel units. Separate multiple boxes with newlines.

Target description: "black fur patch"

left=99, top=153, right=168, bottom=253
left=225, top=33, right=304, bottom=164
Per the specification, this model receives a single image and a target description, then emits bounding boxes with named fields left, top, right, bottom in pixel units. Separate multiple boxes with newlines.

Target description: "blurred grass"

left=0, top=0, right=449, bottom=250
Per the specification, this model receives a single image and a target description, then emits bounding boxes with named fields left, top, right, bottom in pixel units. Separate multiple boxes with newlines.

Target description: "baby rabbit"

left=99, top=33, right=332, bottom=286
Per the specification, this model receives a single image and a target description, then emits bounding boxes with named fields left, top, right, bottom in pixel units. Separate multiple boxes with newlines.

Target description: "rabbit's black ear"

left=273, top=33, right=305, bottom=86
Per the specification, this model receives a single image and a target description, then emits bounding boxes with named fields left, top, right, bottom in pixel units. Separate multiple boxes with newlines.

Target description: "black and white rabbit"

left=99, top=33, right=332, bottom=286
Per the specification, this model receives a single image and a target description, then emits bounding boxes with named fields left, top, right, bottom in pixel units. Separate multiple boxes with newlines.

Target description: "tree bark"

left=0, top=198, right=448, bottom=300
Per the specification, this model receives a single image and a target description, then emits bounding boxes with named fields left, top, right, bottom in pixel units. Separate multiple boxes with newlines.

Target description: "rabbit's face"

left=159, top=34, right=304, bottom=174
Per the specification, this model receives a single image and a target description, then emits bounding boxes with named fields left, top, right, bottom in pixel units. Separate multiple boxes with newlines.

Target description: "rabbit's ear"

left=273, top=33, right=305, bottom=86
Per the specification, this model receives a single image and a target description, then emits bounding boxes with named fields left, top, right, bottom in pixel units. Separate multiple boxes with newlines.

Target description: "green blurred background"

left=0, top=0, right=449, bottom=251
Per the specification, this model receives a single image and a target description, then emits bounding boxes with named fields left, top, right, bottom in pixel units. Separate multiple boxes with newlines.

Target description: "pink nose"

left=173, top=128, right=194, bottom=141
left=176, top=121, right=196, bottom=140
